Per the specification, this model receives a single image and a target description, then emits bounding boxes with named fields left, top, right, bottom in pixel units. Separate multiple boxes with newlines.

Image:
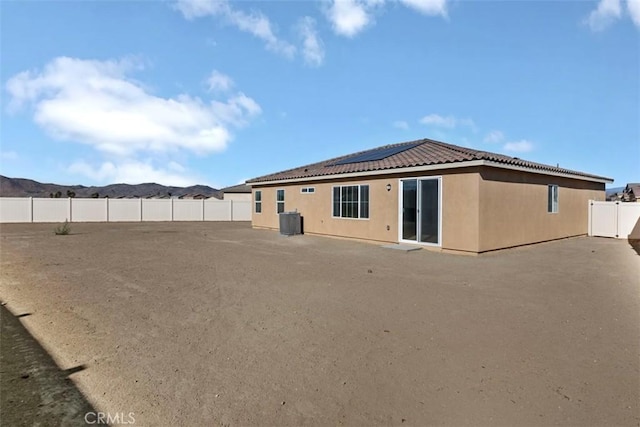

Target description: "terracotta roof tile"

left=247, top=138, right=612, bottom=183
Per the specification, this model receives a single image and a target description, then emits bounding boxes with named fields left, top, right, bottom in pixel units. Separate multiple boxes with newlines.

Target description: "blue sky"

left=1, top=0, right=638, bottom=189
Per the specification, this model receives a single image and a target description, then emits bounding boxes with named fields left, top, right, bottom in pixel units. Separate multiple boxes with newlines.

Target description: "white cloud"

left=174, top=0, right=295, bottom=58
left=420, top=113, right=475, bottom=130
left=628, top=0, right=640, bottom=27
left=5, top=57, right=261, bottom=157
left=297, top=17, right=325, bottom=67
left=225, top=6, right=296, bottom=58
left=393, top=120, right=409, bottom=130
left=325, top=0, right=449, bottom=37
left=168, top=161, right=185, bottom=173
left=400, top=0, right=447, bottom=17
left=420, top=113, right=456, bottom=128
left=585, top=0, right=622, bottom=31
left=503, top=140, right=534, bottom=153
left=326, top=0, right=374, bottom=37
left=206, top=70, right=234, bottom=93
left=483, top=130, right=504, bottom=144
left=68, top=159, right=201, bottom=186
left=174, top=0, right=225, bottom=19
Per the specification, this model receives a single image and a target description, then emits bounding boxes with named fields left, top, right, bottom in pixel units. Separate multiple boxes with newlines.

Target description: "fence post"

left=587, top=200, right=592, bottom=236
left=171, top=198, right=174, bottom=222
left=68, top=197, right=73, bottom=222
left=615, top=201, right=619, bottom=238
left=230, top=200, right=234, bottom=221
left=29, top=197, right=34, bottom=223
left=139, top=198, right=143, bottom=222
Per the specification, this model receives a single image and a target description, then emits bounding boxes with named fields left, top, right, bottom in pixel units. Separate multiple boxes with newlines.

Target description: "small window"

left=276, top=189, right=285, bottom=213
left=254, top=190, right=262, bottom=213
left=548, top=185, right=558, bottom=213
left=301, top=187, right=315, bottom=194
left=332, top=185, right=369, bottom=219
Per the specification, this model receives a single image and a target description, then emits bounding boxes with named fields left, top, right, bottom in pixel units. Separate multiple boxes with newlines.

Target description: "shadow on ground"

left=629, top=239, right=640, bottom=256
left=0, top=303, right=106, bottom=426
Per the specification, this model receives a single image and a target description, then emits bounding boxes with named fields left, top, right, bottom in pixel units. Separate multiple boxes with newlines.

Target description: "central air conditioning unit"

left=279, top=211, right=302, bottom=236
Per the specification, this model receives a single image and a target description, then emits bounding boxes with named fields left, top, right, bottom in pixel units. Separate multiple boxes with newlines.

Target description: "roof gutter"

left=247, top=160, right=613, bottom=186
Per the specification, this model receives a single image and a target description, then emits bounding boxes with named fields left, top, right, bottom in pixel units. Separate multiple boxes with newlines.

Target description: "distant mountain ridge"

left=605, top=187, right=623, bottom=196
left=0, top=175, right=222, bottom=199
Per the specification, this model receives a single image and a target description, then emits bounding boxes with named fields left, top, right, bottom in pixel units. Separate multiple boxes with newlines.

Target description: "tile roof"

left=220, top=183, right=251, bottom=193
left=247, top=138, right=612, bottom=184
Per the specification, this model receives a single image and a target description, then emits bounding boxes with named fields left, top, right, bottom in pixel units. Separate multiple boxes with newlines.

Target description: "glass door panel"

left=419, top=179, right=439, bottom=244
left=402, top=179, right=417, bottom=241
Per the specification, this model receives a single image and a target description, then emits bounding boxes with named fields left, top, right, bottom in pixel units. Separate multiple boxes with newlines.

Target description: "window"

left=548, top=185, right=558, bottom=213
left=254, top=190, right=262, bottom=213
left=301, top=187, right=315, bottom=194
left=276, top=189, right=285, bottom=213
left=332, top=185, right=369, bottom=219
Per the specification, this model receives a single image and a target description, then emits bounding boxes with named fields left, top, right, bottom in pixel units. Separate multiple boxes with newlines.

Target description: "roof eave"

left=247, top=160, right=613, bottom=186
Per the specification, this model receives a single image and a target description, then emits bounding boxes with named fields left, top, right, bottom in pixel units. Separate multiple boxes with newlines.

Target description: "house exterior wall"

left=251, top=168, right=482, bottom=251
left=252, top=177, right=399, bottom=243
left=477, top=168, right=605, bottom=252
left=251, top=166, right=606, bottom=253
left=223, top=193, right=251, bottom=202
left=440, top=170, right=481, bottom=253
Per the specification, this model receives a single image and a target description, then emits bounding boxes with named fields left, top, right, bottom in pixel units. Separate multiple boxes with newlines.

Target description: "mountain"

left=606, top=186, right=624, bottom=196
left=0, top=175, right=222, bottom=199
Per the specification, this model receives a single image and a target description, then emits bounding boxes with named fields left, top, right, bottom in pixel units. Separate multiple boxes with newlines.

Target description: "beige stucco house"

left=246, top=138, right=612, bottom=254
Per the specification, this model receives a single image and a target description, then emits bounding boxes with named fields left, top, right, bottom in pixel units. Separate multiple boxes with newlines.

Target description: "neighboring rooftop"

left=220, top=183, right=251, bottom=193
left=623, top=183, right=640, bottom=201
left=625, top=183, right=640, bottom=193
left=247, top=138, right=613, bottom=184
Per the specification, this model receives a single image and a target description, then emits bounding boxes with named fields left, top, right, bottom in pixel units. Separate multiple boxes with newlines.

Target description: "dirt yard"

left=1, top=222, right=638, bottom=426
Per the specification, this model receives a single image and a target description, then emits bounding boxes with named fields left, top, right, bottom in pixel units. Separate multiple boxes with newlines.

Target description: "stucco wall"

left=251, top=167, right=605, bottom=252
left=440, top=171, right=481, bottom=253
left=252, top=177, right=399, bottom=243
left=250, top=169, right=482, bottom=250
left=477, top=167, right=605, bottom=252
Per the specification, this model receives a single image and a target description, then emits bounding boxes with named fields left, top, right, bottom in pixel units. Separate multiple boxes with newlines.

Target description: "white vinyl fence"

left=588, top=200, right=640, bottom=239
left=0, top=198, right=251, bottom=223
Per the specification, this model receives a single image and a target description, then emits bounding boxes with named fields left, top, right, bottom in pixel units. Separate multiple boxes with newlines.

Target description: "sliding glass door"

left=401, top=178, right=440, bottom=245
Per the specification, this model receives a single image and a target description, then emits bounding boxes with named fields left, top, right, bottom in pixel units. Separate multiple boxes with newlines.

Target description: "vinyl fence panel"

left=72, top=198, right=108, bottom=222
left=108, top=199, right=141, bottom=222
left=32, top=199, right=69, bottom=223
left=173, top=200, right=204, bottom=221
left=0, top=198, right=31, bottom=223
left=0, top=197, right=251, bottom=223
left=618, top=203, right=640, bottom=239
left=204, top=200, right=232, bottom=221
left=589, top=200, right=640, bottom=239
left=141, top=199, right=172, bottom=221
left=232, top=201, right=251, bottom=221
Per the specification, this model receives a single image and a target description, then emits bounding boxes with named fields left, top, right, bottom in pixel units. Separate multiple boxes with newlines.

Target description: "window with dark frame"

left=254, top=190, right=262, bottom=213
left=276, top=189, right=285, bottom=213
left=332, top=185, right=369, bottom=219
left=547, top=185, right=558, bottom=213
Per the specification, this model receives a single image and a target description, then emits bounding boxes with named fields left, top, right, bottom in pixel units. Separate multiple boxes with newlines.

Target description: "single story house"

left=246, top=138, right=613, bottom=254
left=220, top=183, right=252, bottom=202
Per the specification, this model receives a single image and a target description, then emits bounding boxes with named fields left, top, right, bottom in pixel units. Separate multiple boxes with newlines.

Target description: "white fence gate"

left=588, top=200, right=640, bottom=239
left=0, top=197, right=251, bottom=223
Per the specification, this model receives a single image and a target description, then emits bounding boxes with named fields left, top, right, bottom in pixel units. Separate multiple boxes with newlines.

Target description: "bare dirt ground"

left=1, top=222, right=638, bottom=426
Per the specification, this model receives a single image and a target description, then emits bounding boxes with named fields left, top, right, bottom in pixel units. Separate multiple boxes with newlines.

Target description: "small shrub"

left=54, top=220, right=71, bottom=236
